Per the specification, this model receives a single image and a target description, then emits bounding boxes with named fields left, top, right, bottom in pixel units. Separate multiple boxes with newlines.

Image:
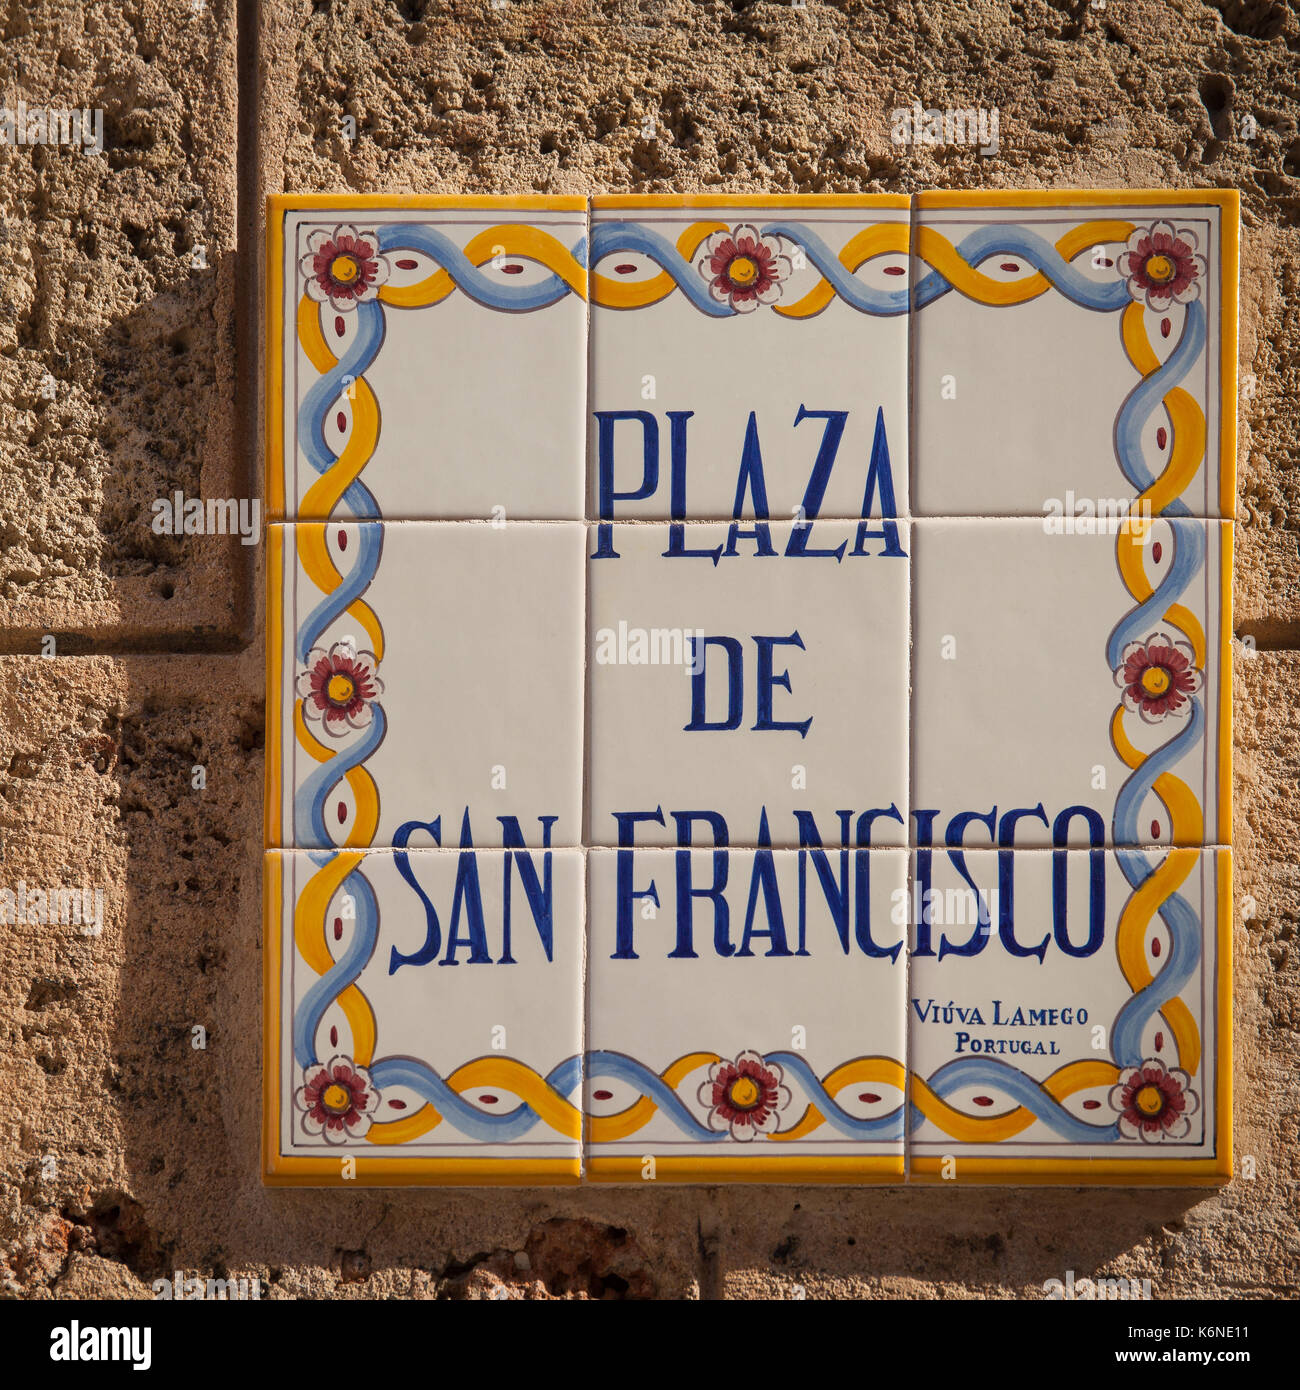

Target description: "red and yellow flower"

left=1117, top=220, right=1206, bottom=313
left=696, top=225, right=792, bottom=313
left=296, top=641, right=384, bottom=736
left=1113, top=631, right=1202, bottom=723
left=697, top=1049, right=792, bottom=1140
left=295, top=1055, right=381, bottom=1143
left=300, top=223, right=391, bottom=312
left=1108, top=1058, right=1199, bottom=1143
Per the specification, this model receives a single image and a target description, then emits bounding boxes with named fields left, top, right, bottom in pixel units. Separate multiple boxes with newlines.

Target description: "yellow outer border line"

left=263, top=189, right=1235, bottom=1187
left=591, top=193, right=911, bottom=210
left=915, top=187, right=1241, bottom=210
left=1216, top=846, right=1234, bottom=1183
left=906, top=1160, right=1228, bottom=1187
left=268, top=193, right=588, bottom=214
left=265, top=203, right=286, bottom=520
left=265, top=1156, right=582, bottom=1187
left=1217, top=191, right=1241, bottom=518
left=264, top=526, right=284, bottom=848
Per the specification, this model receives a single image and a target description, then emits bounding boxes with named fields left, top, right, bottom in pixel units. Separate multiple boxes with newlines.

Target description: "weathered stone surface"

left=2, top=0, right=1298, bottom=1302
left=0, top=655, right=1292, bottom=1301
left=0, top=0, right=244, bottom=643
left=1236, top=520, right=1300, bottom=643
left=0, top=654, right=705, bottom=1300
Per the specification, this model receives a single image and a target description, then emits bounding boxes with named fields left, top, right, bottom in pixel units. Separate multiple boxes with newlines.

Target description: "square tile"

left=912, top=191, right=1237, bottom=518
left=585, top=847, right=907, bottom=1181
left=589, top=195, right=910, bottom=522
left=268, top=196, right=588, bottom=521
left=906, top=847, right=1231, bottom=1183
left=587, top=519, right=910, bottom=848
left=267, top=521, right=585, bottom=850
left=911, top=518, right=1231, bottom=848
left=264, top=848, right=584, bottom=1184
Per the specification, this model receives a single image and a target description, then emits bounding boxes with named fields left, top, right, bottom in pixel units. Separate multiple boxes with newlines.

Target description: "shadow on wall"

left=88, top=262, right=253, bottom=648
left=1, top=156, right=251, bottom=651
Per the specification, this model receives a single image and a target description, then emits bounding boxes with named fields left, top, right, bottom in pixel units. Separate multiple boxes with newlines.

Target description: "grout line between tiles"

left=268, top=515, right=1238, bottom=526
left=580, top=199, right=593, bottom=1178
left=579, top=844, right=590, bottom=1179
left=293, top=843, right=1233, bottom=853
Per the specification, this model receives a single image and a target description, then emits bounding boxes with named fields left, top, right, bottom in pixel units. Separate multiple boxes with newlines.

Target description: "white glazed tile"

left=271, top=197, right=587, bottom=521
left=912, top=193, right=1235, bottom=518
left=907, top=847, right=1230, bottom=1181
left=265, top=848, right=583, bottom=1183
left=911, top=518, right=1230, bottom=848
left=586, top=847, right=907, bottom=1180
left=589, top=196, right=910, bottom=521
left=269, top=521, right=584, bottom=850
left=587, top=519, right=910, bottom=849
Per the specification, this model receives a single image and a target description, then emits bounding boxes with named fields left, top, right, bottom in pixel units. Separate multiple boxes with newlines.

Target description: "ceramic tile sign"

left=586, top=849, right=908, bottom=1182
left=263, top=191, right=1236, bottom=1187
left=266, top=196, right=588, bottom=521
left=912, top=517, right=1232, bottom=848
left=264, top=849, right=584, bottom=1185
left=266, top=520, right=585, bottom=853
left=908, top=848, right=1231, bottom=1184
left=588, top=195, right=911, bottom=522
left=912, top=191, right=1237, bottom=518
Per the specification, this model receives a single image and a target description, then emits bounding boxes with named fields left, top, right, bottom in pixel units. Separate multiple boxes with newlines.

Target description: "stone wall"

left=1, top=0, right=1297, bottom=1298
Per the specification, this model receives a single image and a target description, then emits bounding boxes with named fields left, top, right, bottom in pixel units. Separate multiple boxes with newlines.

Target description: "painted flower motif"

left=1109, top=1058, right=1199, bottom=1143
left=697, top=1050, right=792, bottom=1141
left=1113, top=631, right=1202, bottom=723
left=1117, top=221, right=1206, bottom=312
left=697, top=225, right=792, bottom=313
left=296, top=642, right=383, bottom=735
left=299, top=224, right=390, bottom=311
left=295, top=1055, right=381, bottom=1143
